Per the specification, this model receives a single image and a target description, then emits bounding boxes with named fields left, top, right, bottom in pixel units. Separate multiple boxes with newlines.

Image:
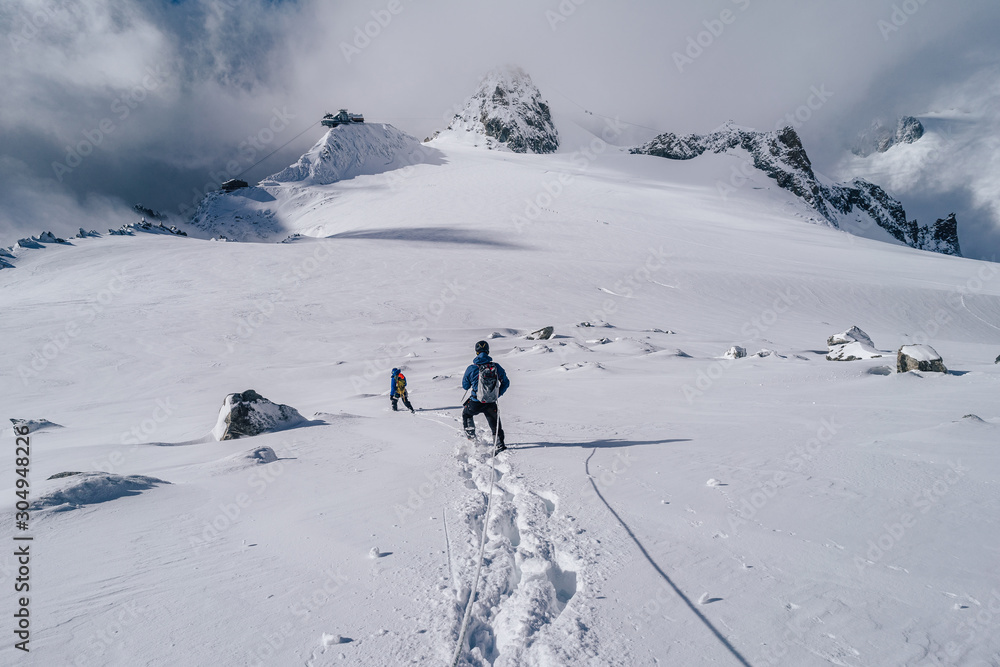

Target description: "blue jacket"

left=390, top=370, right=406, bottom=398
left=462, top=353, right=509, bottom=402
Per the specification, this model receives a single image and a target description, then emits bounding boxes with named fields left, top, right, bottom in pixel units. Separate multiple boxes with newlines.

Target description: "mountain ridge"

left=631, top=122, right=961, bottom=256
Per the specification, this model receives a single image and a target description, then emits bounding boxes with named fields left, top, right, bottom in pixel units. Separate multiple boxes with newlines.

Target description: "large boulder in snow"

left=212, top=390, right=307, bottom=441
left=723, top=346, right=747, bottom=359
left=827, top=326, right=873, bottom=347
left=526, top=326, right=554, bottom=340
left=897, top=345, right=947, bottom=373
left=442, top=66, right=559, bottom=154
left=826, top=326, right=883, bottom=361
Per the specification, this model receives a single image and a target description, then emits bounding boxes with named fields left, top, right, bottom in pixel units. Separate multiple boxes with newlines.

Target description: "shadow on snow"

left=327, top=227, right=525, bottom=249
left=516, top=437, right=691, bottom=450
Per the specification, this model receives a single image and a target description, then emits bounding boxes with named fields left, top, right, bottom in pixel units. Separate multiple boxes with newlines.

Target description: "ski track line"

left=584, top=448, right=754, bottom=667
left=960, top=294, right=1000, bottom=332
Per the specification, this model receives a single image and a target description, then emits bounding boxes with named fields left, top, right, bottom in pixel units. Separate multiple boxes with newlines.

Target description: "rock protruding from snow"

left=108, top=219, right=188, bottom=237
left=827, top=327, right=883, bottom=361
left=212, top=390, right=308, bottom=441
left=995, top=353, right=1000, bottom=364
left=828, top=341, right=884, bottom=362
left=38, top=231, right=68, bottom=243
left=852, top=116, right=925, bottom=157
left=828, top=326, right=874, bottom=348
left=631, top=123, right=961, bottom=256
left=724, top=346, right=747, bottom=359
left=249, top=446, right=278, bottom=464
left=897, top=345, right=947, bottom=373
left=32, top=472, right=170, bottom=511
left=47, top=471, right=83, bottom=480
left=9, top=418, right=63, bottom=433
left=526, top=326, right=554, bottom=340
left=269, top=123, right=422, bottom=186
left=442, top=66, right=559, bottom=154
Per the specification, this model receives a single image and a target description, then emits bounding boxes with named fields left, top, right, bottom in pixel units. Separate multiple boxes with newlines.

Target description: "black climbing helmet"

left=475, top=340, right=489, bottom=355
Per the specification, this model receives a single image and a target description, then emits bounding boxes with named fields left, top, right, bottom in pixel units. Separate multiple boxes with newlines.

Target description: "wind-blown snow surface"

left=2, top=135, right=1000, bottom=666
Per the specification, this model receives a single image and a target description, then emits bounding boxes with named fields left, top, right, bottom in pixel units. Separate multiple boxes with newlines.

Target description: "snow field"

left=1, top=137, right=999, bottom=665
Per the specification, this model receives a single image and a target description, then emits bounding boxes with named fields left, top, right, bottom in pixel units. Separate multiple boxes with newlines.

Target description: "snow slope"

left=2, top=131, right=1000, bottom=666
left=189, top=122, right=438, bottom=241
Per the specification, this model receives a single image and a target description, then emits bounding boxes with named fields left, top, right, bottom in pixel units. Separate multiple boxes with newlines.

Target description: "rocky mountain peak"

left=852, top=116, right=925, bottom=157
left=444, top=66, right=559, bottom=154
left=631, top=123, right=960, bottom=256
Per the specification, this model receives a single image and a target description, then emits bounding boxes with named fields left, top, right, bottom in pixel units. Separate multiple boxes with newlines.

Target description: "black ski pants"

left=463, top=400, right=504, bottom=444
left=391, top=393, right=413, bottom=412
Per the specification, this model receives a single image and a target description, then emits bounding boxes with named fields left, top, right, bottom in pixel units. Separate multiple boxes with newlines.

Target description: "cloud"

left=0, top=155, right=136, bottom=241
left=1, top=0, right=999, bottom=252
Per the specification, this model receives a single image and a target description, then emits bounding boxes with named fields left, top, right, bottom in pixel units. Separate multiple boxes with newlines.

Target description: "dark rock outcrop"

left=109, top=220, right=188, bottom=237
left=47, top=471, right=83, bottom=480
left=10, top=418, right=62, bottom=432
left=897, top=345, right=947, bottom=373
left=132, top=203, right=165, bottom=220
left=445, top=67, right=559, bottom=154
left=631, top=123, right=961, bottom=256
left=212, top=390, right=307, bottom=441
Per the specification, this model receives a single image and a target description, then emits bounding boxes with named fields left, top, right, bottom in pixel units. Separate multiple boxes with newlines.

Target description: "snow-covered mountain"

left=4, top=66, right=1000, bottom=666
left=835, top=67, right=1000, bottom=260
left=269, top=123, right=421, bottom=186
left=438, top=66, right=559, bottom=154
left=632, top=122, right=962, bottom=255
left=851, top=116, right=925, bottom=157
left=188, top=122, right=433, bottom=241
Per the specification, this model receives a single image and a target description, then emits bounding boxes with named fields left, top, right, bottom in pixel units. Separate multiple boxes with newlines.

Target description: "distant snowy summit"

left=188, top=121, right=424, bottom=240
left=269, top=122, right=421, bottom=186
left=631, top=123, right=961, bottom=256
left=852, top=116, right=924, bottom=157
left=438, top=66, right=559, bottom=154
